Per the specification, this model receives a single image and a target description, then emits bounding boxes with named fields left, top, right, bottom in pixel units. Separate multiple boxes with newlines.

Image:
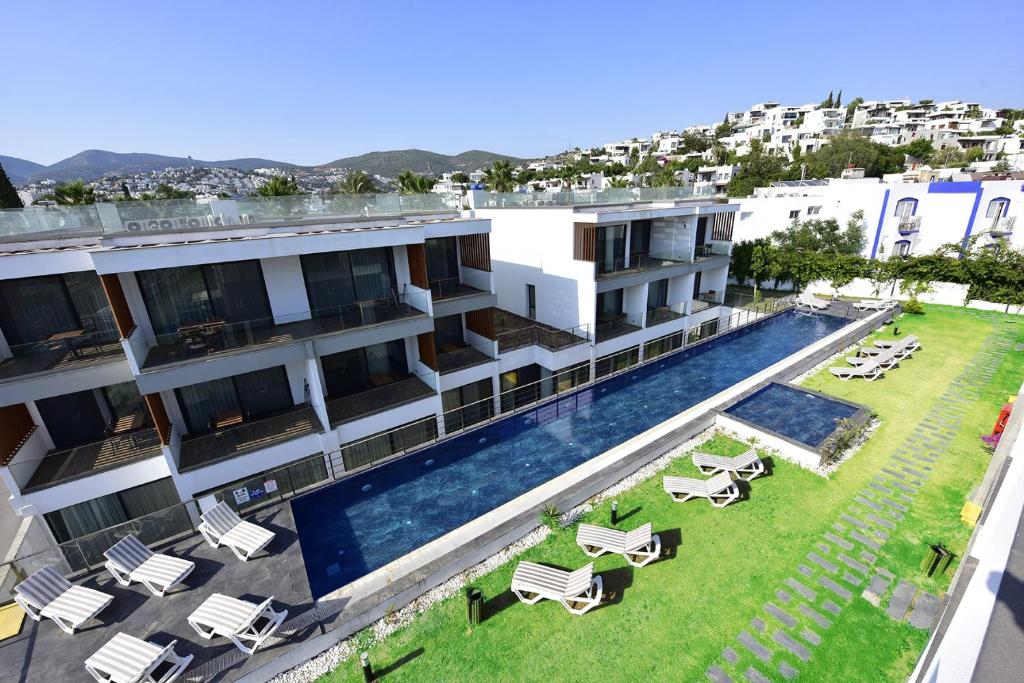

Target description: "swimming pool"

left=293, top=310, right=847, bottom=598
left=724, top=382, right=861, bottom=447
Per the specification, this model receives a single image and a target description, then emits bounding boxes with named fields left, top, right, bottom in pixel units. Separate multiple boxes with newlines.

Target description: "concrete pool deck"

left=0, top=307, right=890, bottom=682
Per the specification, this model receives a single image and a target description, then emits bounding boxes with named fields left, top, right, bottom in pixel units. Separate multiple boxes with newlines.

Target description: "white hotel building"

left=0, top=188, right=737, bottom=551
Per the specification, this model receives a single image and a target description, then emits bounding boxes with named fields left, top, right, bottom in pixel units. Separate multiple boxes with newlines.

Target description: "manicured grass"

left=321, top=305, right=1024, bottom=682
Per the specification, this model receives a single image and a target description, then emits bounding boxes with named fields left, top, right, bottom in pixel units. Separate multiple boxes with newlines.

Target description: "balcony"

left=645, top=305, right=685, bottom=328
left=595, top=313, right=643, bottom=343
left=989, top=216, right=1015, bottom=237
left=691, top=292, right=724, bottom=313
left=494, top=309, right=590, bottom=353
left=897, top=216, right=921, bottom=235
left=178, top=405, right=322, bottom=472
left=429, top=277, right=488, bottom=302
left=20, top=428, right=162, bottom=492
left=694, top=243, right=731, bottom=260
left=142, top=294, right=426, bottom=370
left=596, top=252, right=691, bottom=280
left=436, top=345, right=494, bottom=374
left=0, top=331, right=124, bottom=384
left=326, top=375, right=436, bottom=426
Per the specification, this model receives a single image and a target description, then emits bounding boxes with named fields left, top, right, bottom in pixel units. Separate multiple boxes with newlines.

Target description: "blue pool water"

left=293, top=310, right=847, bottom=597
left=725, top=382, right=859, bottom=447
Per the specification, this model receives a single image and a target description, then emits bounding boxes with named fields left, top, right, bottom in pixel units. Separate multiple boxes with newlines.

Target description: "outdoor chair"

left=103, top=534, right=195, bottom=597
left=662, top=472, right=739, bottom=507
left=85, top=633, right=193, bottom=683
left=14, top=565, right=114, bottom=635
left=198, top=501, right=275, bottom=561
left=692, top=448, right=765, bottom=481
left=510, top=561, right=603, bottom=615
left=186, top=593, right=287, bottom=656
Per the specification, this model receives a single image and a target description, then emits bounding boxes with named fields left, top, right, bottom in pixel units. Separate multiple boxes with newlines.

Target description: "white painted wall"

left=261, top=255, right=311, bottom=322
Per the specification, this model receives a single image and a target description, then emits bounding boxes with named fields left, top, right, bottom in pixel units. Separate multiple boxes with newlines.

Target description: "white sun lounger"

left=14, top=565, right=114, bottom=634
left=576, top=522, right=661, bottom=567
left=662, top=472, right=739, bottom=507
left=187, top=593, right=288, bottom=655
left=853, top=298, right=897, bottom=311
left=510, top=561, right=603, bottom=615
left=104, top=535, right=195, bottom=597
left=830, top=358, right=884, bottom=381
left=874, top=334, right=920, bottom=353
left=198, top=501, right=275, bottom=561
left=846, top=346, right=900, bottom=370
left=85, top=632, right=193, bottom=683
left=692, top=448, right=765, bottom=481
left=797, top=291, right=830, bottom=310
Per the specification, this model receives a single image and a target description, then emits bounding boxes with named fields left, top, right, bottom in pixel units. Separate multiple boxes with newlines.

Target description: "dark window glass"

left=596, top=289, right=624, bottom=321
left=434, top=315, right=464, bottom=349
left=176, top=377, right=240, bottom=433
left=321, top=339, right=408, bottom=397
left=595, top=224, right=626, bottom=274
left=527, top=284, right=536, bottom=319
left=425, top=237, right=459, bottom=282
left=0, top=275, right=79, bottom=346
left=301, top=248, right=396, bottom=317
left=36, top=390, right=107, bottom=449
left=234, top=366, right=293, bottom=419
left=648, top=279, right=669, bottom=310
left=442, top=378, right=494, bottom=432
left=630, top=220, right=651, bottom=256
left=102, top=382, right=149, bottom=424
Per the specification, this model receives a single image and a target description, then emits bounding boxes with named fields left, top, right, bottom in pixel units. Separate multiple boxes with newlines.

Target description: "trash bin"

left=466, top=587, right=483, bottom=626
left=934, top=546, right=953, bottom=576
left=920, top=544, right=940, bottom=576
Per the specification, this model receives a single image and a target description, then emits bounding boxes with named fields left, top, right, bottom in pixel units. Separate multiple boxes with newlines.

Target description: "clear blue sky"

left=3, top=0, right=1022, bottom=166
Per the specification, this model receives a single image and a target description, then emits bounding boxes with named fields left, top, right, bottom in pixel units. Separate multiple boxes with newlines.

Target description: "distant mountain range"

left=0, top=148, right=527, bottom=184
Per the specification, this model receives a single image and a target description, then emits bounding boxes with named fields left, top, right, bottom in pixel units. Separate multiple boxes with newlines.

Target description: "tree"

left=336, top=170, right=379, bottom=194
left=649, top=167, right=678, bottom=187
left=0, top=163, right=23, bottom=209
left=53, top=180, right=95, bottom=205
left=770, top=212, right=865, bottom=255
left=964, top=146, right=985, bottom=163
left=397, top=170, right=435, bottom=194
left=750, top=240, right=775, bottom=299
left=834, top=90, right=842, bottom=108
left=120, top=182, right=132, bottom=201
left=450, top=172, right=470, bottom=185
left=679, top=131, right=712, bottom=154
left=256, top=175, right=303, bottom=197
left=801, top=131, right=904, bottom=179
left=482, top=160, right=516, bottom=192
left=993, top=160, right=1012, bottom=173
left=822, top=90, right=835, bottom=108
left=713, top=121, right=734, bottom=139
left=607, top=176, right=630, bottom=188
left=931, top=145, right=966, bottom=167
left=154, top=183, right=195, bottom=200
left=845, top=96, right=864, bottom=123
left=726, top=139, right=788, bottom=197
left=897, top=138, right=934, bottom=163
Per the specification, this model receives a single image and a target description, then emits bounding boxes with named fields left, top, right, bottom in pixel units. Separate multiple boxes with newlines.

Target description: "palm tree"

left=482, top=160, right=515, bottom=192
left=53, top=180, right=96, bottom=205
left=255, top=175, right=303, bottom=197
left=397, top=170, right=435, bottom=194
left=337, top=171, right=379, bottom=194
left=607, top=176, right=630, bottom=189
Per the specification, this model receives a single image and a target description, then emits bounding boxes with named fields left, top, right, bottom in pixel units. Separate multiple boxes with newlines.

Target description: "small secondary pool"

left=293, top=310, right=847, bottom=598
left=724, top=382, right=860, bottom=448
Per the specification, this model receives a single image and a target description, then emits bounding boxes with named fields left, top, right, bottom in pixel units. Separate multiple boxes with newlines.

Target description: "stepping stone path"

left=704, top=323, right=1015, bottom=683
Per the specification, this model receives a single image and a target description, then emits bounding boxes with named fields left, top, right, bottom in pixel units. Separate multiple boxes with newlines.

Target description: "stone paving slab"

left=779, top=661, right=799, bottom=680
left=723, top=646, right=739, bottom=664
left=820, top=577, right=853, bottom=600
left=776, top=589, right=792, bottom=604
left=798, top=603, right=831, bottom=628
left=773, top=630, right=810, bottom=661
left=908, top=592, right=941, bottom=630
left=887, top=580, right=916, bottom=620
left=800, top=628, right=822, bottom=646
left=766, top=603, right=797, bottom=627
left=707, top=665, right=733, bottom=683
left=738, top=631, right=771, bottom=662
left=785, top=577, right=816, bottom=601
left=751, top=617, right=766, bottom=634
left=745, top=666, right=771, bottom=683
left=862, top=574, right=891, bottom=607
left=866, top=513, right=896, bottom=529
left=842, top=571, right=864, bottom=587
left=822, top=600, right=841, bottom=615
left=860, top=550, right=877, bottom=564
left=838, top=553, right=870, bottom=575
left=848, top=529, right=882, bottom=550
left=797, top=564, right=814, bottom=578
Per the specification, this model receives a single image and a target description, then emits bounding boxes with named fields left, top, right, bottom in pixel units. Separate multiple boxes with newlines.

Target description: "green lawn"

left=321, top=306, right=1024, bottom=682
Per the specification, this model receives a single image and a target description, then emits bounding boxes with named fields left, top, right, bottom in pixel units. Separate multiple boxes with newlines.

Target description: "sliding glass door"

left=175, top=366, right=292, bottom=433
left=0, top=272, right=116, bottom=347
left=321, top=339, right=409, bottom=398
left=301, top=247, right=396, bottom=318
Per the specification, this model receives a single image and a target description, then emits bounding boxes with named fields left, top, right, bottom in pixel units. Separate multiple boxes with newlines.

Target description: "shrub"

left=902, top=298, right=925, bottom=315
left=821, top=417, right=869, bottom=466
left=540, top=504, right=562, bottom=530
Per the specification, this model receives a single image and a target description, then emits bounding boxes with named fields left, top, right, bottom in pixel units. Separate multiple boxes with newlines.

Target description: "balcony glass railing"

left=428, top=277, right=487, bottom=300
left=0, top=328, right=124, bottom=382
left=436, top=345, right=494, bottom=374
left=596, top=251, right=691, bottom=278
left=594, top=313, right=644, bottom=342
left=12, top=427, right=162, bottom=492
left=645, top=305, right=686, bottom=327
left=0, top=192, right=461, bottom=241
left=326, top=372, right=436, bottom=426
left=475, top=186, right=713, bottom=208
left=144, top=289, right=429, bottom=368
left=178, top=405, right=322, bottom=471
left=495, top=322, right=590, bottom=353
left=694, top=243, right=731, bottom=259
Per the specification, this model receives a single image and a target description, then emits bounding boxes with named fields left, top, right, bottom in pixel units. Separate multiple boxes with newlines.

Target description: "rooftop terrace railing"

left=474, top=186, right=714, bottom=208
left=0, top=192, right=462, bottom=242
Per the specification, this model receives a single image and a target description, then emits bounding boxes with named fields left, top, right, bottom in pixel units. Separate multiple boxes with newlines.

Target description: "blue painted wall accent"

left=960, top=188, right=984, bottom=254
left=870, top=188, right=890, bottom=259
left=928, top=181, right=982, bottom=194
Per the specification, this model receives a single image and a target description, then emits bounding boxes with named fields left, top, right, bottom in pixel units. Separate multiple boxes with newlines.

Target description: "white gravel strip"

left=271, top=427, right=720, bottom=682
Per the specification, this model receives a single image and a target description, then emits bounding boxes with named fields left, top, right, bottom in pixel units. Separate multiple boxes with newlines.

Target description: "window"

left=596, top=289, right=624, bottom=322
left=629, top=220, right=651, bottom=257
left=595, top=347, right=639, bottom=378
left=894, top=241, right=912, bottom=257
left=647, top=278, right=669, bottom=311
left=526, top=284, right=536, bottom=319
left=789, top=210, right=800, bottom=220
left=44, top=477, right=182, bottom=547
left=555, top=361, right=590, bottom=392
left=433, top=314, right=465, bottom=349
left=0, top=272, right=116, bottom=348
left=893, top=198, right=918, bottom=218
left=807, top=206, right=822, bottom=215
left=175, top=366, right=292, bottom=433
left=442, top=378, right=494, bottom=432
left=986, top=198, right=1010, bottom=219
left=499, top=363, right=544, bottom=413
left=321, top=339, right=409, bottom=398
left=300, top=247, right=396, bottom=318
left=595, top=224, right=626, bottom=274
left=137, top=261, right=271, bottom=337
left=340, top=418, right=438, bottom=471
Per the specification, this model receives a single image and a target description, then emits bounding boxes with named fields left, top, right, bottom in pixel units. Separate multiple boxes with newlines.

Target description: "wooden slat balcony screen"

left=711, top=211, right=735, bottom=242
left=466, top=307, right=496, bottom=340
left=407, top=243, right=430, bottom=289
left=100, top=274, right=136, bottom=338
left=417, top=332, right=438, bottom=371
left=144, top=394, right=172, bottom=445
left=0, top=403, right=36, bottom=466
left=573, top=223, right=597, bottom=261
left=458, top=233, right=492, bottom=272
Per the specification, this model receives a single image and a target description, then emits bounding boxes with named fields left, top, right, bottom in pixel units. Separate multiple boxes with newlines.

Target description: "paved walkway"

left=707, top=321, right=1016, bottom=682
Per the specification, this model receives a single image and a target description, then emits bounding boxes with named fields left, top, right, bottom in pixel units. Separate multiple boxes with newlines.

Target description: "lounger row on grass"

left=512, top=519, right=664, bottom=615
left=661, top=448, right=767, bottom=508
left=830, top=334, right=921, bottom=381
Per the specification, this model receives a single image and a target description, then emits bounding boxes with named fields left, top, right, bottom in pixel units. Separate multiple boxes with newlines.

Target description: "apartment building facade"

left=469, top=188, right=737, bottom=394
left=734, top=178, right=1023, bottom=258
left=0, top=194, right=505, bottom=547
